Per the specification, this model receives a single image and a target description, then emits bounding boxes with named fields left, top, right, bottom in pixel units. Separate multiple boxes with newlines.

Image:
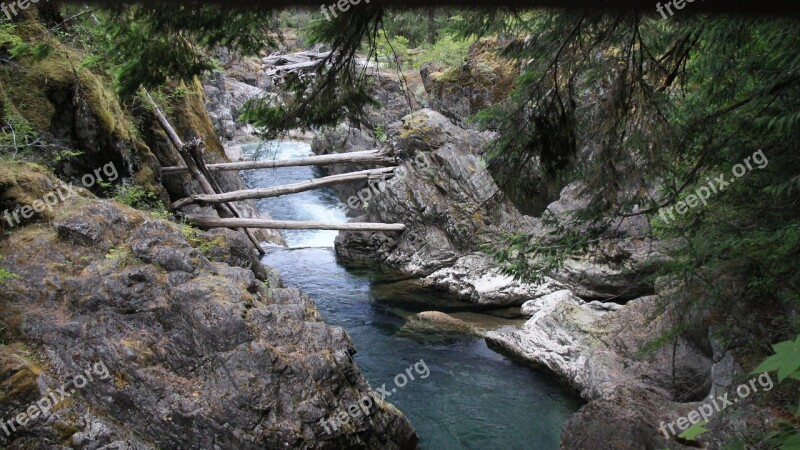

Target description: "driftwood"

left=262, top=51, right=330, bottom=67
left=161, top=150, right=397, bottom=175
left=262, top=51, right=332, bottom=80
left=185, top=217, right=405, bottom=232
left=172, top=167, right=396, bottom=209
left=265, top=60, right=324, bottom=76
left=144, top=91, right=266, bottom=255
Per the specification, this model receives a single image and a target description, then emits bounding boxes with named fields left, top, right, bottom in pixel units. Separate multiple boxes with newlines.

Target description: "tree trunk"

left=144, top=91, right=266, bottom=255
left=161, top=150, right=397, bottom=175
left=172, top=167, right=396, bottom=209
left=185, top=217, right=405, bottom=232
left=427, top=9, right=437, bottom=45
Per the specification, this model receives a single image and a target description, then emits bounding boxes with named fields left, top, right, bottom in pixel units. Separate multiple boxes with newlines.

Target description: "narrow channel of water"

left=242, top=141, right=581, bottom=450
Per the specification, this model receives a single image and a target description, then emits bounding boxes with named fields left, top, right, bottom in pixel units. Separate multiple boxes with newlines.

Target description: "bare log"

left=265, top=59, right=325, bottom=77
left=161, top=150, right=397, bottom=175
left=185, top=217, right=405, bottom=232
left=262, top=51, right=330, bottom=67
left=144, top=90, right=266, bottom=255
left=172, top=167, right=396, bottom=209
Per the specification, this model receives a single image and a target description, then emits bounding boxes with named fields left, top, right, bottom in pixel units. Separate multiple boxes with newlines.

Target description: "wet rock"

left=400, top=312, right=480, bottom=337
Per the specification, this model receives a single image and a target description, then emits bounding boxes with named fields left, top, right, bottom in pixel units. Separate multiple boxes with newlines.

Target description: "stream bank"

left=243, top=141, right=583, bottom=449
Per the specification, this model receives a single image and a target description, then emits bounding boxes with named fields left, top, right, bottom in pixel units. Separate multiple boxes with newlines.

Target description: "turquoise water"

left=243, top=141, right=582, bottom=450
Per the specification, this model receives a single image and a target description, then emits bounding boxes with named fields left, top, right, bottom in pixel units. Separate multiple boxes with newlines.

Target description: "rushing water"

left=242, top=141, right=582, bottom=450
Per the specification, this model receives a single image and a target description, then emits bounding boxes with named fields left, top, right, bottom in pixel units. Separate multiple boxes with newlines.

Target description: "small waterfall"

left=240, top=140, right=348, bottom=248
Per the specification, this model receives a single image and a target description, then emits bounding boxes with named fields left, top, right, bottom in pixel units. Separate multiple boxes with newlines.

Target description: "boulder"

left=0, top=182, right=418, bottom=450
left=487, top=293, right=713, bottom=401
left=335, top=109, right=537, bottom=277
left=424, top=254, right=565, bottom=307
left=400, top=312, right=480, bottom=337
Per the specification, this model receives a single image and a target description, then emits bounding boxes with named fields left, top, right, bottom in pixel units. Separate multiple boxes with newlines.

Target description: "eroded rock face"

left=335, top=109, right=537, bottom=278
left=560, top=386, right=695, bottom=450
left=0, top=179, right=418, bottom=450
left=544, top=182, right=662, bottom=300
left=420, top=38, right=519, bottom=127
left=331, top=109, right=656, bottom=307
left=486, top=292, right=712, bottom=401
left=485, top=289, right=725, bottom=449
left=204, top=72, right=267, bottom=143
left=422, top=254, right=565, bottom=307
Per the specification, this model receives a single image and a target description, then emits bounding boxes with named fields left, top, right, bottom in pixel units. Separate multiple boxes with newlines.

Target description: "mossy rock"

left=0, top=9, right=163, bottom=197
left=0, top=344, right=43, bottom=410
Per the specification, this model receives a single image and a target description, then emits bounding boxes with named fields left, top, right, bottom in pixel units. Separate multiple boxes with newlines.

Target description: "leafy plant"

left=90, top=5, right=280, bottom=96
left=415, top=34, right=474, bottom=69
left=54, top=149, right=84, bottom=162
left=679, top=422, right=710, bottom=442
left=0, top=256, right=16, bottom=285
left=374, top=125, right=387, bottom=142
left=180, top=224, right=224, bottom=255
left=752, top=335, right=800, bottom=382
left=747, top=335, right=800, bottom=449
left=0, top=102, right=40, bottom=160
left=9, top=42, right=53, bottom=61
left=105, top=246, right=132, bottom=268
left=115, top=185, right=167, bottom=214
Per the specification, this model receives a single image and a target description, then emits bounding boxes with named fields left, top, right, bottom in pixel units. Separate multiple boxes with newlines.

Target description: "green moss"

left=0, top=256, right=17, bottom=286
left=167, top=78, right=225, bottom=157
left=0, top=10, right=161, bottom=196
left=180, top=224, right=225, bottom=255
left=0, top=162, right=68, bottom=225
left=0, top=345, right=43, bottom=408
left=105, top=246, right=133, bottom=268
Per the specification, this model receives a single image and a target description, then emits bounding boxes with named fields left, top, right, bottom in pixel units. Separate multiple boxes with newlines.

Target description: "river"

left=241, top=140, right=581, bottom=450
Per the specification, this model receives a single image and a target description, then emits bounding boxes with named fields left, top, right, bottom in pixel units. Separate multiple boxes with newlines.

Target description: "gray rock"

left=0, top=191, right=418, bottom=450
left=425, top=254, right=565, bottom=307
left=203, top=72, right=268, bottom=143
left=560, top=386, right=695, bottom=450
left=335, top=109, right=538, bottom=278
left=487, top=294, right=712, bottom=402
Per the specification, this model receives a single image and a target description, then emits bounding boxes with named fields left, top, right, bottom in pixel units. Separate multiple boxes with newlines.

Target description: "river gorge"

left=244, top=141, right=582, bottom=449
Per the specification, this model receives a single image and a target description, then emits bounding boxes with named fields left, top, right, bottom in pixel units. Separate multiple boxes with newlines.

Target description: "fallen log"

left=144, top=90, right=266, bottom=255
left=262, top=51, right=330, bottom=67
left=266, top=59, right=325, bottom=77
left=185, top=217, right=405, bottom=232
left=172, top=167, right=396, bottom=209
left=161, top=149, right=396, bottom=175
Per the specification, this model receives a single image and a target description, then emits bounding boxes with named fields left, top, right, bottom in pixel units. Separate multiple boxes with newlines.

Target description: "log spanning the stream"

left=161, top=150, right=396, bottom=175
left=144, top=90, right=266, bottom=255
left=185, top=217, right=406, bottom=232
left=172, top=167, right=396, bottom=209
